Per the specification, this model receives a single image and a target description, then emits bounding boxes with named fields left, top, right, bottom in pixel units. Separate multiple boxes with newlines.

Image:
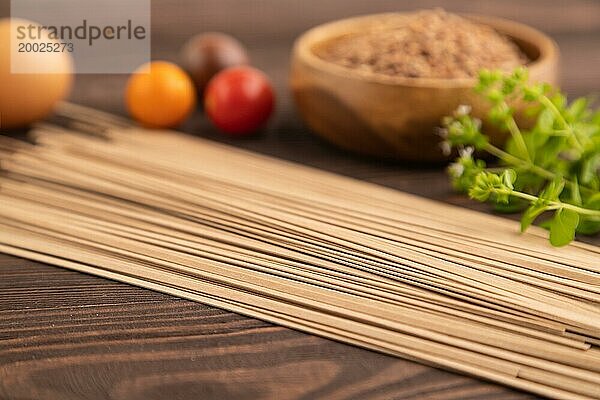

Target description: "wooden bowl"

left=290, top=13, right=559, bottom=162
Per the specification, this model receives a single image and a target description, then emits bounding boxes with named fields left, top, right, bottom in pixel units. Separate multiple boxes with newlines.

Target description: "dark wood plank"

left=0, top=256, right=537, bottom=400
left=1, top=1, right=599, bottom=399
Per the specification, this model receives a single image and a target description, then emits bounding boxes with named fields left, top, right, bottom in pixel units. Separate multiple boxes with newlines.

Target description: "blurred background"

left=0, top=0, right=599, bottom=196
left=2, top=1, right=598, bottom=104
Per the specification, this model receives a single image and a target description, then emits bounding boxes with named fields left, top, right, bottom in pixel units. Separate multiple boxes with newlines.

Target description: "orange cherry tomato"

left=125, top=61, right=196, bottom=128
left=204, top=66, right=274, bottom=136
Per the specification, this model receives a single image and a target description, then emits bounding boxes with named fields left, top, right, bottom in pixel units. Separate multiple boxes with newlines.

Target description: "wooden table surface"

left=1, top=1, right=599, bottom=399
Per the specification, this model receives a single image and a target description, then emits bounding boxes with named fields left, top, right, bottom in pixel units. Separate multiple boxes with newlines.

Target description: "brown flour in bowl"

left=316, top=9, right=529, bottom=79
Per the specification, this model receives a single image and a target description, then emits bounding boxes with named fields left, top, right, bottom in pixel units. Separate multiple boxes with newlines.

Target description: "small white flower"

left=473, top=118, right=482, bottom=130
left=440, top=141, right=452, bottom=156
left=459, top=146, right=474, bottom=158
left=448, top=162, right=465, bottom=178
left=455, top=104, right=472, bottom=117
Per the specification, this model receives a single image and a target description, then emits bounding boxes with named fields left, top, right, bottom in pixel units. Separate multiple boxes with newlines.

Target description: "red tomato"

left=204, top=66, right=274, bottom=135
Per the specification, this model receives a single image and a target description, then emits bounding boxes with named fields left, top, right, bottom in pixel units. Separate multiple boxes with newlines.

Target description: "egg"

left=0, top=18, right=73, bottom=130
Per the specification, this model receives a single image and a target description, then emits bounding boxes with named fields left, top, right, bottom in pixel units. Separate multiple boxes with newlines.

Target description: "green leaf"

left=549, top=209, right=579, bottom=247
left=521, top=202, right=548, bottom=232
left=577, top=194, right=600, bottom=234
left=537, top=108, right=555, bottom=133
left=539, top=178, right=565, bottom=202
left=580, top=153, right=600, bottom=185
left=514, top=172, right=544, bottom=194
left=534, top=136, right=567, bottom=169
left=570, top=177, right=582, bottom=206
left=493, top=198, right=527, bottom=213
left=567, top=98, right=588, bottom=121
left=538, top=218, right=553, bottom=230
left=551, top=93, right=567, bottom=111
left=584, top=193, right=600, bottom=209
left=576, top=220, right=600, bottom=235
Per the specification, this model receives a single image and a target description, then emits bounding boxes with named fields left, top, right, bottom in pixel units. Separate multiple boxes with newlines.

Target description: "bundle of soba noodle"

left=0, top=103, right=598, bottom=399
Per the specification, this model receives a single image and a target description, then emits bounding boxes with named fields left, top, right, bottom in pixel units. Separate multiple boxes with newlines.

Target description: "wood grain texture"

left=0, top=256, right=538, bottom=400
left=0, top=0, right=598, bottom=399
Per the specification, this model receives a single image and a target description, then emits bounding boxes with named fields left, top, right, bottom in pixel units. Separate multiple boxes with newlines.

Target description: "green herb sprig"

left=440, top=68, right=600, bottom=246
